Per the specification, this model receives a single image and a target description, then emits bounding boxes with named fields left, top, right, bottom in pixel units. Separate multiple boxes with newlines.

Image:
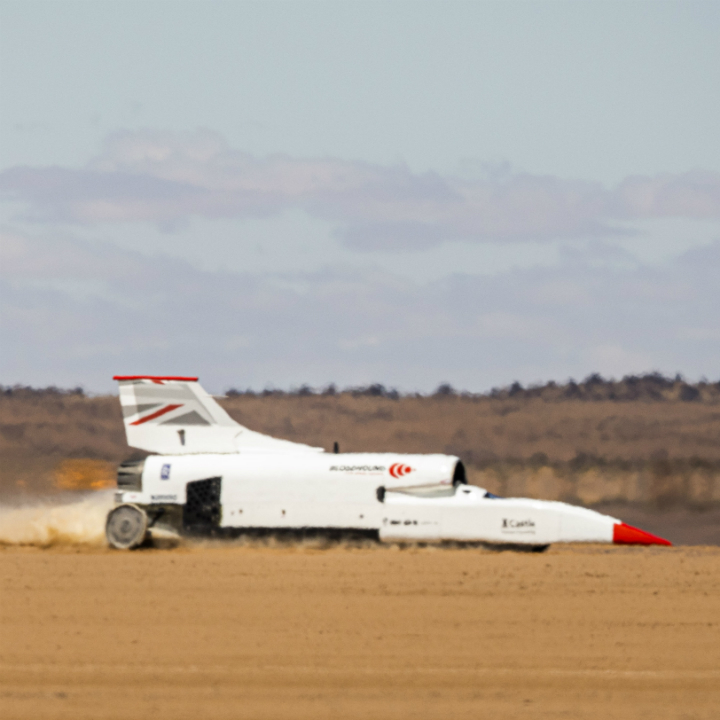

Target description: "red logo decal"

left=389, top=463, right=413, bottom=479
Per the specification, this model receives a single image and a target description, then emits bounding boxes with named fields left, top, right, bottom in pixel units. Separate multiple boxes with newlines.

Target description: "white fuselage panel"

left=117, top=452, right=618, bottom=545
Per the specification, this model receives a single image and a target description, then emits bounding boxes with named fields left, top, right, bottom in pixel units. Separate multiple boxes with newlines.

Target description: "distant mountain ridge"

left=2, top=373, right=719, bottom=506
left=226, top=372, right=719, bottom=402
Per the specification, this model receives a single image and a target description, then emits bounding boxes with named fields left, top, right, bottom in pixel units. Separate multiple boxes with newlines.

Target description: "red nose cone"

left=613, top=522, right=672, bottom=546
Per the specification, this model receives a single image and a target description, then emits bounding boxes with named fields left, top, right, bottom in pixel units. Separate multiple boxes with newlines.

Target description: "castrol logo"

left=389, top=463, right=413, bottom=479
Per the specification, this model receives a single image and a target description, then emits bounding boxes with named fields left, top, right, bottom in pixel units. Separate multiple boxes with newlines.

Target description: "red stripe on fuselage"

left=130, top=404, right=183, bottom=425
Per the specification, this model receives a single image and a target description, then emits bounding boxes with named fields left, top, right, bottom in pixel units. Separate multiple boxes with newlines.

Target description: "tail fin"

left=114, top=376, right=322, bottom=455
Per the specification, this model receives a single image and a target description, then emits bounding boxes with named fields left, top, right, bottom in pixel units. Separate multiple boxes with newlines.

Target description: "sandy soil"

left=1, top=543, right=719, bottom=720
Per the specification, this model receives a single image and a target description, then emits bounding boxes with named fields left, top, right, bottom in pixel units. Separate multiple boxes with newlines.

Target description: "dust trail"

left=0, top=491, right=114, bottom=547
left=183, top=534, right=382, bottom=552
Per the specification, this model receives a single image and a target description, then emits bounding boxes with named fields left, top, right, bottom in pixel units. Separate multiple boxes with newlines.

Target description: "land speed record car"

left=106, top=376, right=671, bottom=550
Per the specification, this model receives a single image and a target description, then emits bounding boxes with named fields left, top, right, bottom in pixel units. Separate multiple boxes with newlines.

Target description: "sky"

left=1, top=0, right=719, bottom=394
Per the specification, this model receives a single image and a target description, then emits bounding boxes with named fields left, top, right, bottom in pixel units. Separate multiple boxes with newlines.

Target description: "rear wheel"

left=106, top=504, right=148, bottom=549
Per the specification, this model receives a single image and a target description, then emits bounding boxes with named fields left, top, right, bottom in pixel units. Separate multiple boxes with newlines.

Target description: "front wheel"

left=106, top=504, right=148, bottom=549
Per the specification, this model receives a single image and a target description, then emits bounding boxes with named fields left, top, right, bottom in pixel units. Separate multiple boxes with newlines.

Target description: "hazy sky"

left=1, top=1, right=719, bottom=393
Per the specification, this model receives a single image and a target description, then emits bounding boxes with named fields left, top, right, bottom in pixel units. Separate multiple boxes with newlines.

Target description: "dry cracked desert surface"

left=1, top=541, right=719, bottom=720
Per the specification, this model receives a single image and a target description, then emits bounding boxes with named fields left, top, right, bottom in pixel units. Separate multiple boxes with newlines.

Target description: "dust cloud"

left=0, top=491, right=114, bottom=547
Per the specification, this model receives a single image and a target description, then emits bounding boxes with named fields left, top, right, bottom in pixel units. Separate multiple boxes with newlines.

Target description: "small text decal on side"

left=501, top=518, right=536, bottom=534
left=330, top=465, right=386, bottom=473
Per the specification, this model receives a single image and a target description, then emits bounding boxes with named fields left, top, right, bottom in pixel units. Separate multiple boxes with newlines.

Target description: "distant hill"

left=1, top=374, right=719, bottom=507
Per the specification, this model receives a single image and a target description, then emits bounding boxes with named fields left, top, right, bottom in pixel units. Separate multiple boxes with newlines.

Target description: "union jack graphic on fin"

left=130, top=404, right=183, bottom=425
left=115, top=376, right=323, bottom=455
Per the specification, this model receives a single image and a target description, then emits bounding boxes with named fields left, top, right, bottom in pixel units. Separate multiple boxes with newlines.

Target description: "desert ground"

left=1, top=542, right=719, bottom=720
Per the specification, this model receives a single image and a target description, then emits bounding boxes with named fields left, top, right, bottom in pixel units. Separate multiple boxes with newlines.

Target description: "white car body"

left=108, top=376, right=670, bottom=548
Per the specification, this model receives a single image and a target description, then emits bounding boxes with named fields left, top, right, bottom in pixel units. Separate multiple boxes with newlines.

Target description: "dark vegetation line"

left=228, top=372, right=719, bottom=402
left=3, top=372, right=719, bottom=402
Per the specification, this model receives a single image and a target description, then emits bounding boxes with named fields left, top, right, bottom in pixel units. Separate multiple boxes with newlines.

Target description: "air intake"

left=453, top=461, right=467, bottom=485
left=117, top=459, right=145, bottom=491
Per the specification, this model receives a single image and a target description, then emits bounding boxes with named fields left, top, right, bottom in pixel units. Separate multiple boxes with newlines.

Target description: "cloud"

left=2, top=129, right=718, bottom=250
left=615, top=171, right=720, bottom=219
left=1, top=227, right=718, bottom=391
